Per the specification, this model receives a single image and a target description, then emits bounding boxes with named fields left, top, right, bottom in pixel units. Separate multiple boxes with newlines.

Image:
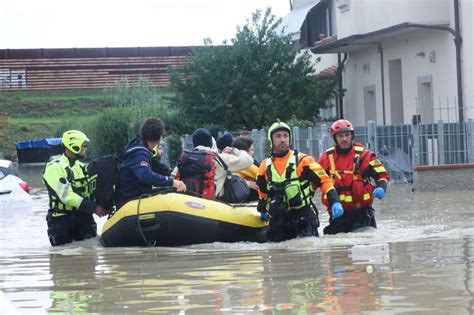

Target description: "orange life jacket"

left=322, top=145, right=374, bottom=211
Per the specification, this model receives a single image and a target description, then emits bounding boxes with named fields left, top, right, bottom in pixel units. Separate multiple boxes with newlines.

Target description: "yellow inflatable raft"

left=101, top=192, right=268, bottom=247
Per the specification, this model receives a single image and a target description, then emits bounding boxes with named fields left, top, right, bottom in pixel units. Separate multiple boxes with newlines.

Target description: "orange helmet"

left=330, top=119, right=354, bottom=136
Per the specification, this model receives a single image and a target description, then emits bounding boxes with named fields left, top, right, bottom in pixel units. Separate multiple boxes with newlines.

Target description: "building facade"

left=280, top=0, right=473, bottom=125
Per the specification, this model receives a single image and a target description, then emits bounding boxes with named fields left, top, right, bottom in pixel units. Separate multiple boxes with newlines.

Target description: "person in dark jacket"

left=115, top=118, right=186, bottom=208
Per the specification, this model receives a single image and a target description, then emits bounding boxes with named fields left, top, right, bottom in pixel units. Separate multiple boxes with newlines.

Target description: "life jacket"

left=176, top=149, right=216, bottom=199
left=323, top=145, right=374, bottom=211
left=43, top=155, right=92, bottom=216
left=87, top=155, right=121, bottom=211
left=265, top=151, right=312, bottom=210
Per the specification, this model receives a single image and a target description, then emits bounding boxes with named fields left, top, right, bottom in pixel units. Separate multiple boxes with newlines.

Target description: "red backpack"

left=176, top=149, right=216, bottom=199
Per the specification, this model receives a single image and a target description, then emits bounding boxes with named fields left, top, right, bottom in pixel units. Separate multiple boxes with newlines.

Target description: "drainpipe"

left=378, top=45, right=386, bottom=125
left=453, top=0, right=464, bottom=122
left=337, top=52, right=348, bottom=119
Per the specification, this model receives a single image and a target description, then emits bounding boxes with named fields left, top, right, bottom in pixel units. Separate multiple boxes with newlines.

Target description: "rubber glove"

left=260, top=212, right=269, bottom=222
left=373, top=187, right=385, bottom=199
left=331, top=202, right=343, bottom=219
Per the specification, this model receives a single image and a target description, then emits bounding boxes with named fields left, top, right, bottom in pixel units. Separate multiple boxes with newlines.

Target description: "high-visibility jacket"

left=318, top=142, right=389, bottom=212
left=43, top=154, right=92, bottom=217
left=256, top=150, right=338, bottom=211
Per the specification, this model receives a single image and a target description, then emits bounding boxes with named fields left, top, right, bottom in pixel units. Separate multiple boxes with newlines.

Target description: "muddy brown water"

left=1, top=164, right=472, bottom=314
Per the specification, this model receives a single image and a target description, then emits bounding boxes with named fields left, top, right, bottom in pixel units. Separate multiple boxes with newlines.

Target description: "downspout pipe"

left=337, top=52, right=348, bottom=119
left=453, top=0, right=464, bottom=122
left=378, top=45, right=386, bottom=125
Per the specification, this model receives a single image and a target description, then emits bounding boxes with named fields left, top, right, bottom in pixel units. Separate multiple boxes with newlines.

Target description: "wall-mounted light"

left=429, top=51, right=436, bottom=63
left=415, top=51, right=426, bottom=59
left=362, top=63, right=370, bottom=73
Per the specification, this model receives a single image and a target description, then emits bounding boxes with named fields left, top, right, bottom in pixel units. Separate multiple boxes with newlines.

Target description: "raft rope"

left=134, top=187, right=256, bottom=246
left=136, top=194, right=155, bottom=247
left=135, top=188, right=174, bottom=247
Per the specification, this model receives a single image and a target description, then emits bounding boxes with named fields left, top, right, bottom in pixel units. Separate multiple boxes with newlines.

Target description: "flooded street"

left=1, top=165, right=473, bottom=314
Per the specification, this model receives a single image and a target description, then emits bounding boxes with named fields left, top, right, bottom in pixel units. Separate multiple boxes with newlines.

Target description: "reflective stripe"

left=338, top=193, right=370, bottom=203
left=369, top=159, right=381, bottom=166
left=328, top=153, right=341, bottom=179
left=59, top=180, right=69, bottom=203
left=373, top=166, right=386, bottom=173
left=339, top=194, right=352, bottom=202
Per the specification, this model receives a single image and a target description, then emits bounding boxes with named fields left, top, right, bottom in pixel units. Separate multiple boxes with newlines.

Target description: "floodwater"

left=1, top=164, right=473, bottom=314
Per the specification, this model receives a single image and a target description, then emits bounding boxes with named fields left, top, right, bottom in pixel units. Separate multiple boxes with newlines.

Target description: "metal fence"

left=178, top=117, right=474, bottom=183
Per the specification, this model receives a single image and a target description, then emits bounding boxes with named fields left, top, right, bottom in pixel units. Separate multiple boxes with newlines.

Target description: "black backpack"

left=87, top=155, right=121, bottom=211
left=176, top=149, right=216, bottom=199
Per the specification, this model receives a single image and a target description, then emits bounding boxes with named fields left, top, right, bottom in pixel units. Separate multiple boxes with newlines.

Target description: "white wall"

left=383, top=30, right=457, bottom=124
left=342, top=29, right=457, bottom=125
left=293, top=0, right=320, bottom=10
left=336, top=0, right=450, bottom=39
left=343, top=48, right=382, bottom=125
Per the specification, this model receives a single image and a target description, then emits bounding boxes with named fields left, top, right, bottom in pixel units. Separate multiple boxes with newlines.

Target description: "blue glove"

left=373, top=187, right=385, bottom=199
left=260, top=212, right=269, bottom=222
left=331, top=202, right=344, bottom=219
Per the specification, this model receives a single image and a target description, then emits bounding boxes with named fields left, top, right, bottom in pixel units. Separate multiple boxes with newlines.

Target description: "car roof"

left=0, top=159, right=13, bottom=168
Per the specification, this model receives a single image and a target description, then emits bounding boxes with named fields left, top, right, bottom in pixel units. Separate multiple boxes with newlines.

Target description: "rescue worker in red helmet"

left=256, top=121, right=342, bottom=242
left=318, top=119, right=390, bottom=234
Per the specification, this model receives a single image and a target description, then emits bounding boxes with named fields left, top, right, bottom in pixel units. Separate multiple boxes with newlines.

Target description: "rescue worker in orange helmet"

left=256, top=121, right=341, bottom=242
left=318, top=119, right=390, bottom=235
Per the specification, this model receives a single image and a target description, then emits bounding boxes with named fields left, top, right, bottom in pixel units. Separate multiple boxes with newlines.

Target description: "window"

left=300, top=3, right=331, bottom=48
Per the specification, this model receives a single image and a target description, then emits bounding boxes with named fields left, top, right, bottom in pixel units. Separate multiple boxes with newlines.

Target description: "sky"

left=0, top=0, right=291, bottom=49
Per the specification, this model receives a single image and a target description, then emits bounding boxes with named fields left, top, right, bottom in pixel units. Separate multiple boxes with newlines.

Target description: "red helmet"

left=330, top=119, right=354, bottom=136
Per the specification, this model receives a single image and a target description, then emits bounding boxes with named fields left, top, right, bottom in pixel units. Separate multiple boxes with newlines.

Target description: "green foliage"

left=88, top=107, right=135, bottom=158
left=0, top=112, right=9, bottom=146
left=105, top=77, right=167, bottom=138
left=0, top=89, right=114, bottom=118
left=169, top=7, right=336, bottom=130
left=165, top=134, right=183, bottom=167
left=80, top=78, right=185, bottom=160
left=286, top=115, right=315, bottom=129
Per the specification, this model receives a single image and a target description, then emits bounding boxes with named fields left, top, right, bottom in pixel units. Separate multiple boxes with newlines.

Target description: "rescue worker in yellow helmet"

left=256, top=121, right=342, bottom=242
left=43, top=130, right=107, bottom=246
left=318, top=119, right=390, bottom=234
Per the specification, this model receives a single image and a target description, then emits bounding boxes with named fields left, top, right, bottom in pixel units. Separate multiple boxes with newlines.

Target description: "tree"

left=169, top=7, right=336, bottom=130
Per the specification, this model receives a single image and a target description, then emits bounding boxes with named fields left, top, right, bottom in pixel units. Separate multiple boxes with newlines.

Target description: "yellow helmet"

left=268, top=120, right=291, bottom=146
left=62, top=130, right=90, bottom=154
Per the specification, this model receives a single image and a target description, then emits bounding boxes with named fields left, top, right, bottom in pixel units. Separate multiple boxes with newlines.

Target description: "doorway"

left=417, top=75, right=434, bottom=124
left=389, top=59, right=404, bottom=124
left=364, top=85, right=377, bottom=123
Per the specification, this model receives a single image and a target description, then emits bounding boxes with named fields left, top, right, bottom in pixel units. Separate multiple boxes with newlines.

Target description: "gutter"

left=337, top=52, right=348, bottom=119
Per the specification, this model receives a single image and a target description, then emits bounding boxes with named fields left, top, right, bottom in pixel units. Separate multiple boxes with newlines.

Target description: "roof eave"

left=310, top=21, right=452, bottom=54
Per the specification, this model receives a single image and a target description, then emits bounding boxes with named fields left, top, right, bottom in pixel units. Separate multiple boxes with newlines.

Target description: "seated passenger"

left=232, top=136, right=259, bottom=201
left=176, top=128, right=252, bottom=200
left=115, top=118, right=186, bottom=208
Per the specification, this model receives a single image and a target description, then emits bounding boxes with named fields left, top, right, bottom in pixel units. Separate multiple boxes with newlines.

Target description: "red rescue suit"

left=318, top=142, right=389, bottom=213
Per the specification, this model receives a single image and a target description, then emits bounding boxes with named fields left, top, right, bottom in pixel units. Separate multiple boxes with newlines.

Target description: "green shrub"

left=88, top=107, right=135, bottom=158
left=166, top=133, right=183, bottom=167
